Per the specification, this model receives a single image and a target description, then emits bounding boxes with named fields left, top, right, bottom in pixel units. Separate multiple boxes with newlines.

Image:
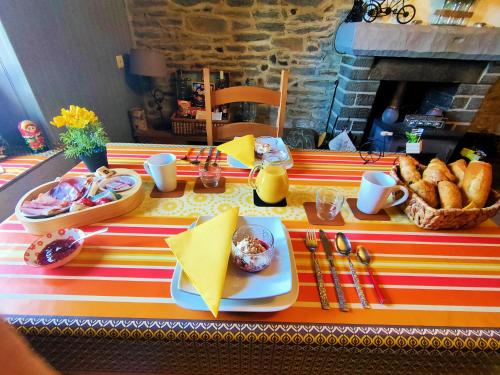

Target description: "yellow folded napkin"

left=166, top=207, right=239, bottom=317
left=217, top=134, right=255, bottom=168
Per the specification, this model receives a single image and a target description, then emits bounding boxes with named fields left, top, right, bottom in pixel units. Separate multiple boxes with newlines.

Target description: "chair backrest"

left=203, top=68, right=289, bottom=145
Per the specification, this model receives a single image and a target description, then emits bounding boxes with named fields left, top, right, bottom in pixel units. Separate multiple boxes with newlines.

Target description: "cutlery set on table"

left=305, top=229, right=384, bottom=311
left=180, top=146, right=221, bottom=168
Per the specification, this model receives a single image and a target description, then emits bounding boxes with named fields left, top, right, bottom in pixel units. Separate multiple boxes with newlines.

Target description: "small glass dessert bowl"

left=231, top=224, right=275, bottom=272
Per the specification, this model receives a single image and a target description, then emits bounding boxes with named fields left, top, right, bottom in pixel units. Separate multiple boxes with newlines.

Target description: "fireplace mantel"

left=335, top=23, right=500, bottom=61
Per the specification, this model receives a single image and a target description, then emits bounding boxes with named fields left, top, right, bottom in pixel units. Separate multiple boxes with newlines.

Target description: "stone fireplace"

left=331, top=22, right=500, bottom=150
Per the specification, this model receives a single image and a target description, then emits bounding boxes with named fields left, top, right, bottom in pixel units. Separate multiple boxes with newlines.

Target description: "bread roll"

left=448, top=159, right=467, bottom=187
left=437, top=181, right=462, bottom=209
left=398, top=155, right=421, bottom=184
left=410, top=179, right=439, bottom=208
left=423, top=158, right=456, bottom=184
left=462, top=161, right=492, bottom=208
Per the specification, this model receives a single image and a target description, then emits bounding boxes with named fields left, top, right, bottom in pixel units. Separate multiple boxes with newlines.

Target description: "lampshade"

left=129, top=48, right=167, bottom=77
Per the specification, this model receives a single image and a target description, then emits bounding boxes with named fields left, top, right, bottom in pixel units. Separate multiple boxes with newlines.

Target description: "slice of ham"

left=48, top=177, right=92, bottom=201
left=21, top=194, right=70, bottom=217
left=20, top=176, right=93, bottom=217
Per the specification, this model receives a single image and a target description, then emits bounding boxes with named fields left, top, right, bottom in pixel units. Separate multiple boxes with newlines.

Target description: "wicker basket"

left=170, top=112, right=230, bottom=135
left=390, top=165, right=500, bottom=230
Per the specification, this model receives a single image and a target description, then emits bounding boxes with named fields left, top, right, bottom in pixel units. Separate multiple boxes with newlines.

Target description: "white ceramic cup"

left=357, top=171, right=409, bottom=214
left=144, top=153, right=177, bottom=192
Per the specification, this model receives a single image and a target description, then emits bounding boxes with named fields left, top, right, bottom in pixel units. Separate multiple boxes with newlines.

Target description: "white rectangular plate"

left=179, top=216, right=292, bottom=299
left=171, top=221, right=298, bottom=312
left=227, top=138, right=293, bottom=169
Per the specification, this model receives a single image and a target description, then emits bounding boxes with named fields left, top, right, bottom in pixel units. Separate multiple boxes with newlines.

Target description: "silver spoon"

left=70, top=227, right=109, bottom=247
left=191, top=147, right=206, bottom=165
left=335, top=232, right=369, bottom=308
left=357, top=246, right=385, bottom=304
left=212, top=150, right=221, bottom=166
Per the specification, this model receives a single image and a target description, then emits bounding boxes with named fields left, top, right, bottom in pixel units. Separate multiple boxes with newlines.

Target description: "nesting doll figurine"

left=18, top=120, right=48, bottom=153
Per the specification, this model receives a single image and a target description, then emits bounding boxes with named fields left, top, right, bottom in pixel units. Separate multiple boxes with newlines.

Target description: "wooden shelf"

left=134, top=129, right=207, bottom=145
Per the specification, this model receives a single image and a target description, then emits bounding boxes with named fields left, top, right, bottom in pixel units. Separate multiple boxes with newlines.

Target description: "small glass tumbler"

left=198, top=164, right=221, bottom=188
left=316, top=188, right=345, bottom=221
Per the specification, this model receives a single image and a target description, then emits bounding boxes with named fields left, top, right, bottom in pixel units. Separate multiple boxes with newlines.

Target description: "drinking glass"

left=316, top=188, right=345, bottom=221
left=198, top=164, right=221, bottom=188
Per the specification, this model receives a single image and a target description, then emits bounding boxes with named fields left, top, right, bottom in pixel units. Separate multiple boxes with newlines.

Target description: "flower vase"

left=80, top=147, right=109, bottom=172
left=406, top=141, right=423, bottom=154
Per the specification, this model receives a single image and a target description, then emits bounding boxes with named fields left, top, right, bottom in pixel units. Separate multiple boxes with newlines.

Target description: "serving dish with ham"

left=16, top=168, right=144, bottom=234
left=20, top=177, right=93, bottom=218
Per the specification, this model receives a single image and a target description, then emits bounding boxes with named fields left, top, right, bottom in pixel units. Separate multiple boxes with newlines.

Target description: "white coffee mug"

left=357, top=171, right=409, bottom=214
left=144, top=153, right=177, bottom=192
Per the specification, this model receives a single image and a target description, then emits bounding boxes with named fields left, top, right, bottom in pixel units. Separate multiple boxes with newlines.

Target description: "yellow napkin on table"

left=217, top=134, right=255, bottom=168
left=165, top=207, right=239, bottom=317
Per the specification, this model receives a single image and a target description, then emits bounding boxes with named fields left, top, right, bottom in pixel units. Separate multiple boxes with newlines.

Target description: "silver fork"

left=305, top=229, right=330, bottom=310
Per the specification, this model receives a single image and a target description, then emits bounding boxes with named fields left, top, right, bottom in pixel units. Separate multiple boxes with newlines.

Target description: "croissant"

left=462, top=161, right=492, bottom=208
left=423, top=158, right=456, bottom=184
left=398, top=155, right=421, bottom=184
left=448, top=159, right=467, bottom=187
left=410, top=179, right=439, bottom=208
left=438, top=181, right=462, bottom=209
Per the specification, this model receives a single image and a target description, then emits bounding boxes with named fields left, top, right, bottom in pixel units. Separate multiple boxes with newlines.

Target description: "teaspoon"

left=335, top=232, right=369, bottom=308
left=357, top=246, right=385, bottom=305
left=191, top=147, right=206, bottom=165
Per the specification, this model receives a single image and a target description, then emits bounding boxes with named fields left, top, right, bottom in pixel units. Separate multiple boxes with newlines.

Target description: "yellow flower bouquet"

left=51, top=105, right=110, bottom=171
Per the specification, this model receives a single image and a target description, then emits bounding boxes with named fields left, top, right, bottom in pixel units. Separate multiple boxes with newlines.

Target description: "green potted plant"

left=405, top=131, right=422, bottom=154
left=51, top=105, right=110, bottom=172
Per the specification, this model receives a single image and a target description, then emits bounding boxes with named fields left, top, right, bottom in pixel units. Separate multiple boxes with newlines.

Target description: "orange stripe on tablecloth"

left=0, top=234, right=173, bottom=249
left=3, top=279, right=497, bottom=308
left=1, top=299, right=498, bottom=328
left=291, top=240, right=500, bottom=258
left=296, top=284, right=500, bottom=307
left=283, top=219, right=499, bottom=233
left=0, top=278, right=172, bottom=298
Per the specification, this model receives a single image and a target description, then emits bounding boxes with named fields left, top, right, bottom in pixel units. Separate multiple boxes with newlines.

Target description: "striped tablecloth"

left=1, top=143, right=499, bottom=374
left=0, top=150, right=61, bottom=191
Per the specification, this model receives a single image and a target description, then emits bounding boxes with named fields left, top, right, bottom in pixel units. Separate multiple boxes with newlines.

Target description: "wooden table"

left=1, top=143, right=499, bottom=374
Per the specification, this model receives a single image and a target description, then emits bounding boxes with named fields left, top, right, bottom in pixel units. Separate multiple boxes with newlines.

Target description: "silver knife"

left=319, top=229, right=348, bottom=312
left=204, top=146, right=214, bottom=170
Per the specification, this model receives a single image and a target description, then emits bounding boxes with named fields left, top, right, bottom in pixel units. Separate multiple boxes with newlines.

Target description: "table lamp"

left=129, top=48, right=168, bottom=123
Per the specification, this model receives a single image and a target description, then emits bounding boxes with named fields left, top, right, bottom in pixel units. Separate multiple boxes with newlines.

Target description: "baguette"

left=462, top=161, right=492, bottom=208
left=448, top=159, right=467, bottom=187
left=437, top=181, right=462, bottom=209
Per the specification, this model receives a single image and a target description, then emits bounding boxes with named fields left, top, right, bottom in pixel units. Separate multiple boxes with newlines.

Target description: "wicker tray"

left=390, top=165, right=500, bottom=230
left=171, top=112, right=230, bottom=135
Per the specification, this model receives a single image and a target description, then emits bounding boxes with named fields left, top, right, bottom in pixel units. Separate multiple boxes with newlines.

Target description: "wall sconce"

left=129, top=48, right=167, bottom=124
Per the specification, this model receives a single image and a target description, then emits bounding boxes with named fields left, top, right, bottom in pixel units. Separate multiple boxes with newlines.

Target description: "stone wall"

left=125, top=0, right=351, bottom=132
left=470, top=63, right=500, bottom=135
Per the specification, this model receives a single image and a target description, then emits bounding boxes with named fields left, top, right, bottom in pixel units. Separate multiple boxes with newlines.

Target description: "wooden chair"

left=202, top=68, right=289, bottom=146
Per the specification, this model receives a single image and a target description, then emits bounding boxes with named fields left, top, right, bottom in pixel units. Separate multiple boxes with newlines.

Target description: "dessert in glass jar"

left=231, top=224, right=275, bottom=272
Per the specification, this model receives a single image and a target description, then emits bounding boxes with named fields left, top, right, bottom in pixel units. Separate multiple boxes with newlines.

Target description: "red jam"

left=37, top=239, right=79, bottom=265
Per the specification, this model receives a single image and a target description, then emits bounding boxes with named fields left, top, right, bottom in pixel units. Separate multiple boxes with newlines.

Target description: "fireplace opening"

left=362, top=80, right=466, bottom=161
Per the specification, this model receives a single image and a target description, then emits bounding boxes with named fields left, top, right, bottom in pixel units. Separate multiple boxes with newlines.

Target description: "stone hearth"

left=330, top=23, right=500, bottom=143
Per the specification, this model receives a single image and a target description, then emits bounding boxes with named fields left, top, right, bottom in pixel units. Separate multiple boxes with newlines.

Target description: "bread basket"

left=390, top=165, right=500, bottom=230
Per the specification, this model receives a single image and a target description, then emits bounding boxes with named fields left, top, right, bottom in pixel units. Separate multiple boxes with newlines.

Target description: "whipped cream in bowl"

left=231, top=224, right=275, bottom=272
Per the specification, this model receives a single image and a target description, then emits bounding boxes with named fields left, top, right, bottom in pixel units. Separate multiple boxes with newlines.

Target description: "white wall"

left=0, top=0, right=143, bottom=143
